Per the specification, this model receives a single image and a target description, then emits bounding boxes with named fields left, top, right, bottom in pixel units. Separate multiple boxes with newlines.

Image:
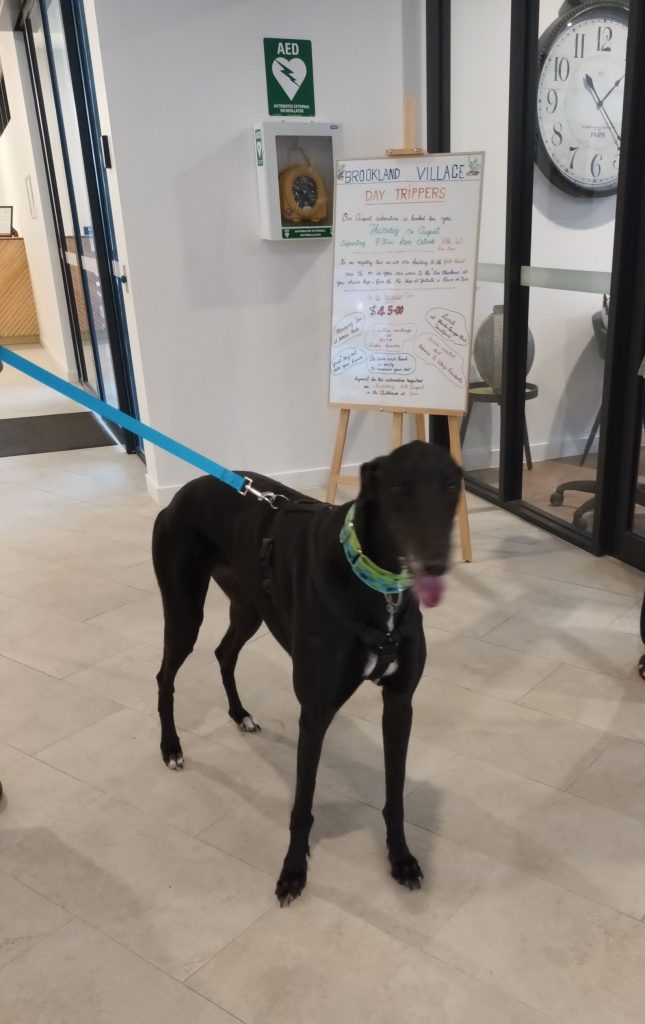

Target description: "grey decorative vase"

left=473, top=304, right=535, bottom=393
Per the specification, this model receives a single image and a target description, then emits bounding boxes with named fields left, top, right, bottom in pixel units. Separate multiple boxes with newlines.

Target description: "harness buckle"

left=241, top=477, right=288, bottom=510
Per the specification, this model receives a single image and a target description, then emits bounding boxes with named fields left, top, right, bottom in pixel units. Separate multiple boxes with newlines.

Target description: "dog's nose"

left=423, top=561, right=446, bottom=577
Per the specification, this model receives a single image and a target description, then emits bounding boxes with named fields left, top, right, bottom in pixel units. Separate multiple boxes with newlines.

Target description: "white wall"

left=0, top=0, right=76, bottom=376
left=86, top=0, right=425, bottom=502
left=452, top=0, right=614, bottom=471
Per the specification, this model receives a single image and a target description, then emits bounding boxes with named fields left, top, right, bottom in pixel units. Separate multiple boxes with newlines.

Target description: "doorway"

left=427, top=0, right=645, bottom=572
left=20, top=0, right=139, bottom=451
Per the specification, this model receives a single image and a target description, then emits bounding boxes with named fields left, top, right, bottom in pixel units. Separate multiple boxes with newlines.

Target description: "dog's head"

left=359, top=440, right=462, bottom=607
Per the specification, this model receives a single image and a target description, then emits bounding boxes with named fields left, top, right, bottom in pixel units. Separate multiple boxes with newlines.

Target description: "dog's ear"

left=359, top=455, right=386, bottom=499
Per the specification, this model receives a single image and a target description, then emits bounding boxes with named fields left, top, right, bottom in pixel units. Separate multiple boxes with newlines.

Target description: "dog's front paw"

left=275, top=859, right=307, bottom=906
left=238, top=714, right=261, bottom=733
left=389, top=852, right=423, bottom=890
left=161, top=737, right=184, bottom=770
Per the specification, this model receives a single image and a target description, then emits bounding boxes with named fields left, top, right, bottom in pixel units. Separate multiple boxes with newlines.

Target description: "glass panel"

left=523, top=285, right=607, bottom=534
left=520, top=0, right=629, bottom=535
left=451, top=0, right=512, bottom=495
left=44, top=0, right=118, bottom=406
left=29, top=3, right=99, bottom=393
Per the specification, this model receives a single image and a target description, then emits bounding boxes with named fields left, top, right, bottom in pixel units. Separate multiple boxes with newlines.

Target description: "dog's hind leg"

left=153, top=515, right=212, bottom=768
left=213, top=567, right=262, bottom=732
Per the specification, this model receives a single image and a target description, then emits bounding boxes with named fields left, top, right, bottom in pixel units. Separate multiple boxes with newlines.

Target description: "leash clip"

left=241, top=477, right=288, bottom=510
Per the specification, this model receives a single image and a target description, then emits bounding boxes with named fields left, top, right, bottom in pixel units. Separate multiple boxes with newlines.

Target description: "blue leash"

left=0, top=345, right=279, bottom=505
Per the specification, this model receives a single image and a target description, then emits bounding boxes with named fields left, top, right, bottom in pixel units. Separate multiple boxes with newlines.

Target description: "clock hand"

left=583, top=74, right=621, bottom=147
left=583, top=73, right=602, bottom=106
left=595, top=77, right=623, bottom=146
left=599, top=74, right=625, bottom=106
left=597, top=105, right=621, bottom=147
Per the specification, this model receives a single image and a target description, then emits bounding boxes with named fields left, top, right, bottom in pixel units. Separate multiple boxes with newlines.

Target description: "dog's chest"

left=362, top=607, right=398, bottom=683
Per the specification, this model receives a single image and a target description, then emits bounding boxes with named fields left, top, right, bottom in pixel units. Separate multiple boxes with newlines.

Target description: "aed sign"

left=263, top=38, right=315, bottom=117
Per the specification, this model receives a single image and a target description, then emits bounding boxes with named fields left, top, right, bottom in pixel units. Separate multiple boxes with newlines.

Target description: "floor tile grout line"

left=563, top=737, right=616, bottom=795
left=0, top=861, right=77, bottom=921
left=0, top=907, right=252, bottom=1023
left=0, top=789, right=106, bottom=859
left=26, top=705, right=125, bottom=759
left=477, top=611, right=515, bottom=639
left=471, top=622, right=642, bottom=680
left=0, top=910, right=73, bottom=977
left=403, top=800, right=645, bottom=924
left=0, top=650, right=65, bottom=681
left=420, top=664, right=561, bottom=706
left=181, top=904, right=277, bottom=990
left=517, top=671, right=645, bottom=740
left=400, top=738, right=645, bottom=833
left=467, top=554, right=643, bottom=600
left=472, top=560, right=644, bottom=603
left=1, top=750, right=279, bottom=1007
left=515, top=660, right=579, bottom=708
left=0, top=584, right=154, bottom=628
left=419, top=939, right=562, bottom=1024
left=406, top=670, right=630, bottom=749
left=605, top=597, right=641, bottom=632
left=20, top=743, right=304, bottom=855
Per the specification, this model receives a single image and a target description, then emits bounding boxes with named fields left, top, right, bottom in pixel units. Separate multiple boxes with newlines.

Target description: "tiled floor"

left=1, top=445, right=645, bottom=1023
left=0, top=344, right=78, bottom=419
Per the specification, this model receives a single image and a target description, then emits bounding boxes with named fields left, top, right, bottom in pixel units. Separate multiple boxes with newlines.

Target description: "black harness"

left=260, top=501, right=414, bottom=680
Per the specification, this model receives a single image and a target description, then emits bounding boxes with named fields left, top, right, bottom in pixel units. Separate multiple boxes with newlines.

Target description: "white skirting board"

left=463, top=434, right=600, bottom=472
left=146, top=462, right=364, bottom=508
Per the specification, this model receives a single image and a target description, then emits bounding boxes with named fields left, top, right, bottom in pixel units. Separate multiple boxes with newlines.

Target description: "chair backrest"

left=592, top=308, right=607, bottom=361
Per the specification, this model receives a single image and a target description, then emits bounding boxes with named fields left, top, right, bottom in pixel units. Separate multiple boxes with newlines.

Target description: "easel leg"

left=415, top=414, right=426, bottom=442
left=447, top=415, right=472, bottom=563
left=392, top=412, right=404, bottom=450
left=326, top=408, right=350, bottom=504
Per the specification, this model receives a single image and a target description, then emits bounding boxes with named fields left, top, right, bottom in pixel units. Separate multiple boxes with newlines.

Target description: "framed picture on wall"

left=0, top=205, right=13, bottom=236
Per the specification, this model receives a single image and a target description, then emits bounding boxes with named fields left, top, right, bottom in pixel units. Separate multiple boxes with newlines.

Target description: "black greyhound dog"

left=152, top=440, right=462, bottom=904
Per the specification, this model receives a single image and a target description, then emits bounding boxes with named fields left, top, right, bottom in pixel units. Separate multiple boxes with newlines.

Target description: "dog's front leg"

left=382, top=686, right=423, bottom=889
left=276, top=704, right=333, bottom=907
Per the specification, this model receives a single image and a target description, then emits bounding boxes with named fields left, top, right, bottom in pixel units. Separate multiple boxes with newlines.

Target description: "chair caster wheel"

left=549, top=492, right=564, bottom=507
left=574, top=515, right=589, bottom=532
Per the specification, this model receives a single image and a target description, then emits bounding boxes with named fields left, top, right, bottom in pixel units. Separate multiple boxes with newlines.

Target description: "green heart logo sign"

left=264, top=39, right=315, bottom=116
left=272, top=57, right=307, bottom=100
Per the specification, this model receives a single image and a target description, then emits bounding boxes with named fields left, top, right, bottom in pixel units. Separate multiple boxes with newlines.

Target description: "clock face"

left=536, top=3, right=628, bottom=197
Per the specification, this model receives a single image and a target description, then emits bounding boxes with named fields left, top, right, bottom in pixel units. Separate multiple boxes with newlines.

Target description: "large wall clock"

left=536, top=0, right=629, bottom=197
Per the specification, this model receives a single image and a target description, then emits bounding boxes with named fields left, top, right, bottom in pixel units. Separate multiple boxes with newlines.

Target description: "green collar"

left=339, top=503, right=412, bottom=596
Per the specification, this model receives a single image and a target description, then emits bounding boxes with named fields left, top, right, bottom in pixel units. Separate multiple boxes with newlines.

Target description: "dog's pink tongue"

left=413, top=574, right=445, bottom=608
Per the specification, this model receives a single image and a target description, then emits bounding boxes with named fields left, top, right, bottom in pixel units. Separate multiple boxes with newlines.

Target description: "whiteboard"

left=329, top=153, right=484, bottom=413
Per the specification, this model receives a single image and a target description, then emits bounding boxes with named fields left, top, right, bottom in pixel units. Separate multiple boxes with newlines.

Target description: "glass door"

left=596, top=0, right=645, bottom=572
left=516, top=0, right=627, bottom=543
left=22, top=0, right=139, bottom=449
left=438, top=0, right=645, bottom=570
left=40, top=0, right=118, bottom=405
left=25, top=2, right=100, bottom=393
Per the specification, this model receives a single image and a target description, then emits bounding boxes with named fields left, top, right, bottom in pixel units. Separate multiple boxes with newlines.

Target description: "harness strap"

left=308, top=529, right=417, bottom=666
left=259, top=499, right=324, bottom=593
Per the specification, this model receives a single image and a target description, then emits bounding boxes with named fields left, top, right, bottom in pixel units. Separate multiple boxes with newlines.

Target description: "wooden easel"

left=326, top=97, right=472, bottom=563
